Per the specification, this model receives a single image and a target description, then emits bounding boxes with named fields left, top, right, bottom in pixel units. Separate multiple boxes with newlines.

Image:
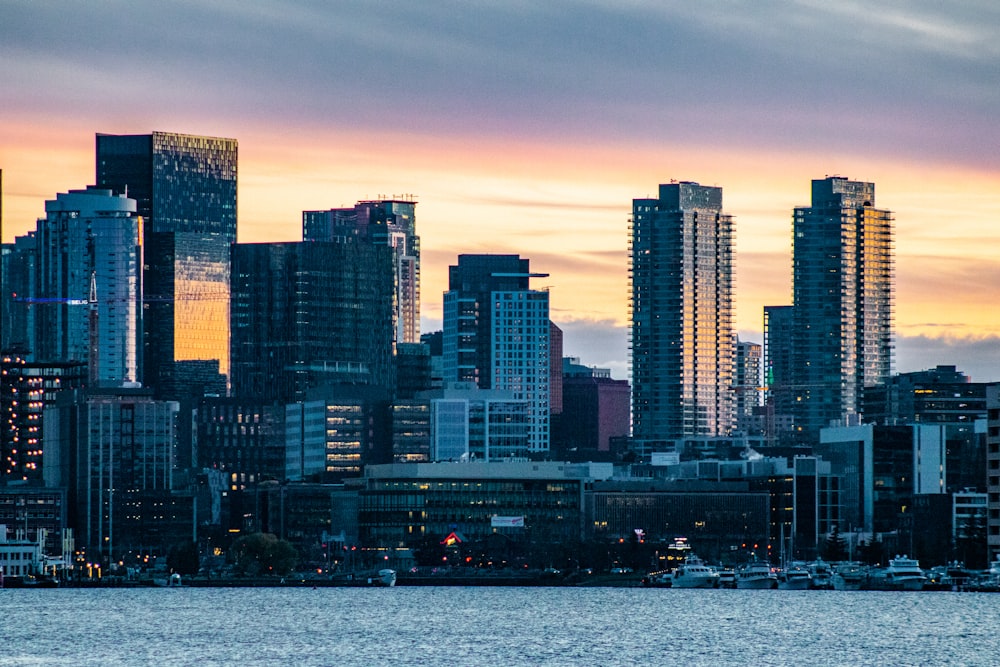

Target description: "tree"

left=957, top=511, right=988, bottom=569
left=167, top=540, right=201, bottom=576
left=230, top=533, right=299, bottom=576
left=820, top=526, right=849, bottom=562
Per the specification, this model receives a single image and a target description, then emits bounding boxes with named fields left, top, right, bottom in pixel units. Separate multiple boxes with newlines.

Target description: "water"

left=2, top=587, right=998, bottom=666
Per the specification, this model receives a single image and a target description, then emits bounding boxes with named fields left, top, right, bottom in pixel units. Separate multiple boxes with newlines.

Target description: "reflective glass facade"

left=97, top=132, right=237, bottom=240
left=34, top=187, right=141, bottom=386
left=791, top=177, right=893, bottom=433
left=303, top=198, right=420, bottom=344
left=630, top=182, right=735, bottom=439
left=144, top=232, right=229, bottom=398
left=96, top=132, right=237, bottom=399
left=230, top=242, right=395, bottom=403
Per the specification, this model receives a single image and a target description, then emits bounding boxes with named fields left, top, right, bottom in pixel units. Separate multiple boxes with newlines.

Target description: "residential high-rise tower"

left=303, top=198, right=419, bottom=344
left=630, top=182, right=735, bottom=440
left=791, top=176, right=893, bottom=433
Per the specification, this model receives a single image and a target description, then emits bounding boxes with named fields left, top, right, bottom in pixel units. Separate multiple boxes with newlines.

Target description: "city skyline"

left=2, top=2, right=999, bottom=380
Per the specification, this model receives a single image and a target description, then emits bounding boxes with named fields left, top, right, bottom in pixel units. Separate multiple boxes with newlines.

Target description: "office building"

left=96, top=131, right=237, bottom=399
left=762, top=305, right=796, bottom=438
left=230, top=241, right=395, bottom=403
left=44, top=387, right=179, bottom=558
left=442, top=255, right=550, bottom=453
left=284, top=386, right=392, bottom=482
left=304, top=198, right=420, bottom=344
left=630, top=182, right=735, bottom=440
left=96, top=132, right=237, bottom=240
left=791, top=176, right=893, bottom=434
left=553, top=359, right=630, bottom=461
left=2, top=233, right=38, bottom=354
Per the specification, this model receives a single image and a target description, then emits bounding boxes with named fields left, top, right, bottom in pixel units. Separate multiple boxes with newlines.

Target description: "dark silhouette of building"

left=553, top=359, right=629, bottom=461
left=303, top=198, right=420, bottom=344
left=230, top=241, right=395, bottom=404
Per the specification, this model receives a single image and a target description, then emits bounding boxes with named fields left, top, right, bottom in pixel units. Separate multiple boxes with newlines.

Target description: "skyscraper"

left=630, top=182, right=734, bottom=440
left=229, top=241, right=395, bottom=403
left=96, top=131, right=237, bottom=398
left=303, top=197, right=420, bottom=344
left=791, top=176, right=893, bottom=433
left=442, top=254, right=550, bottom=454
left=96, top=132, right=237, bottom=240
left=34, top=187, right=142, bottom=386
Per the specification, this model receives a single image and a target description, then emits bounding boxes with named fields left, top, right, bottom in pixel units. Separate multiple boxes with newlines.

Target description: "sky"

left=2, top=1, right=999, bottom=381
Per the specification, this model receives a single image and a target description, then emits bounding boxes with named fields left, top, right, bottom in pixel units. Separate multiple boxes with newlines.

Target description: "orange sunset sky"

left=2, top=2, right=999, bottom=380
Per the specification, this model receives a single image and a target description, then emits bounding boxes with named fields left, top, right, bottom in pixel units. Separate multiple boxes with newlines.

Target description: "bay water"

left=2, top=587, right=998, bottom=666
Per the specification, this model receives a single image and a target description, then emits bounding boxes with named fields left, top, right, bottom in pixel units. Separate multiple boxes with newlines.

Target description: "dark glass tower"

left=791, top=177, right=893, bottom=434
left=96, top=132, right=237, bottom=240
left=230, top=242, right=395, bottom=404
left=630, top=182, right=735, bottom=440
left=96, top=132, right=237, bottom=398
left=303, top=197, right=419, bottom=344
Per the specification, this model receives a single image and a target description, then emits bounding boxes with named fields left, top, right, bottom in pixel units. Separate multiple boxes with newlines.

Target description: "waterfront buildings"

left=357, top=461, right=613, bottom=549
left=303, top=198, right=420, bottom=344
left=790, top=176, right=893, bottom=434
left=442, top=255, right=550, bottom=454
left=96, top=131, right=237, bottom=399
left=817, top=424, right=946, bottom=560
left=44, top=387, right=180, bottom=557
left=630, top=182, right=735, bottom=441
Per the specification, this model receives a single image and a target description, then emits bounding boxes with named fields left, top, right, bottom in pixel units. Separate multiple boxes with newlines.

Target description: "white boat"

left=831, top=562, right=866, bottom=591
left=807, top=560, right=833, bottom=589
left=868, top=556, right=926, bottom=591
left=736, top=560, right=776, bottom=589
left=776, top=563, right=812, bottom=590
left=670, top=554, right=720, bottom=589
left=377, top=568, right=397, bottom=587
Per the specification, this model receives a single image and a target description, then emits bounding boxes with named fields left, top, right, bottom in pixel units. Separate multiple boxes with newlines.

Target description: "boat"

left=716, top=569, right=737, bottom=589
left=868, top=555, right=926, bottom=591
left=807, top=560, right=833, bottom=589
left=776, top=562, right=812, bottom=590
left=670, top=554, right=720, bottom=589
left=377, top=568, right=397, bottom=587
left=831, top=562, right=866, bottom=591
left=736, top=559, right=776, bottom=589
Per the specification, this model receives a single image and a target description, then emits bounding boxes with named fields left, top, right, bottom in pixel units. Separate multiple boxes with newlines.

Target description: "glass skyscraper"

left=34, top=187, right=142, bottom=386
left=230, top=241, right=396, bottom=404
left=630, top=182, right=735, bottom=440
left=96, top=132, right=237, bottom=398
left=303, top=197, right=420, bottom=344
left=791, top=176, right=893, bottom=433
